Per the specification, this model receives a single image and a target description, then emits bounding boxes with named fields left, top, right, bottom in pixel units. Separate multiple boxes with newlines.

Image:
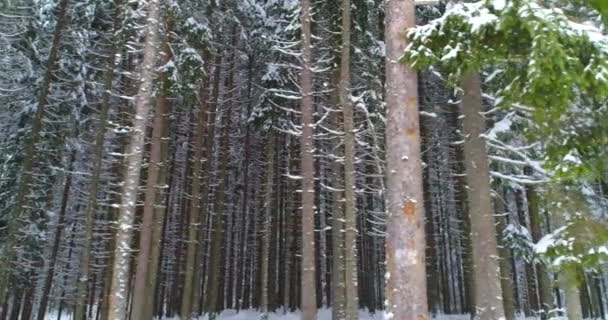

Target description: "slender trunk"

left=339, top=0, right=359, bottom=317
left=181, top=35, right=208, bottom=320
left=384, top=0, right=428, bottom=318
left=461, top=72, right=505, bottom=320
left=330, top=67, right=347, bottom=320
left=74, top=2, right=124, bottom=319
left=206, top=36, right=238, bottom=316
left=36, top=152, right=75, bottom=320
left=495, top=187, right=516, bottom=320
left=525, top=168, right=554, bottom=319
left=106, top=0, right=161, bottom=317
left=196, top=53, right=222, bottom=314
left=0, top=0, right=71, bottom=305
left=300, top=0, right=317, bottom=318
left=261, top=128, right=276, bottom=318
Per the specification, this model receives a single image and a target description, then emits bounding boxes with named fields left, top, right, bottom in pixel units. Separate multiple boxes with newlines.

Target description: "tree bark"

left=495, top=187, right=517, bottom=320
left=383, top=0, right=428, bottom=319
left=300, top=0, right=317, bottom=319
left=339, top=0, right=359, bottom=318
left=525, top=169, right=554, bottom=319
left=36, top=151, right=75, bottom=320
left=106, top=0, right=161, bottom=316
left=131, top=22, right=172, bottom=320
left=261, top=128, right=276, bottom=318
left=460, top=72, right=505, bottom=320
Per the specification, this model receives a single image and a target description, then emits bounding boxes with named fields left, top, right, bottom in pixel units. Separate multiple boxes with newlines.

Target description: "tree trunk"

left=131, top=23, right=172, bottom=320
left=560, top=270, right=583, bottom=320
left=525, top=168, right=554, bottom=319
left=206, top=36, right=238, bottom=316
left=73, top=2, right=124, bottom=319
left=106, top=0, right=161, bottom=317
left=0, top=0, right=71, bottom=305
left=261, top=128, right=276, bottom=318
left=300, top=0, right=317, bottom=319
left=383, top=0, right=428, bottom=319
left=36, top=151, right=75, bottom=320
left=330, top=66, right=347, bottom=320
left=460, top=71, right=505, bottom=320
left=495, top=186, right=517, bottom=320
left=339, top=0, right=359, bottom=317
left=181, top=34, right=208, bottom=320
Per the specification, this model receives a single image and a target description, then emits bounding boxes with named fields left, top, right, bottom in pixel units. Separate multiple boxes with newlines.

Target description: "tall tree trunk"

left=106, top=0, right=161, bottom=317
left=460, top=72, right=505, bottom=320
left=181, top=35, right=208, bottom=320
left=383, top=0, right=428, bottom=319
left=0, top=0, right=70, bottom=305
left=131, top=23, right=172, bottom=320
left=36, top=151, right=75, bottom=320
left=525, top=168, right=554, bottom=319
left=206, top=36, right=238, bottom=317
left=495, top=186, right=517, bottom=320
left=261, top=128, right=276, bottom=318
left=73, top=2, right=124, bottom=319
left=339, top=0, right=359, bottom=317
left=195, top=53, right=222, bottom=314
left=330, top=67, right=347, bottom=320
left=300, top=0, right=317, bottom=319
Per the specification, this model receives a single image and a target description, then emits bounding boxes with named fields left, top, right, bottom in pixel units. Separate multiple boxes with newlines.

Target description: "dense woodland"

left=0, top=0, right=607, bottom=319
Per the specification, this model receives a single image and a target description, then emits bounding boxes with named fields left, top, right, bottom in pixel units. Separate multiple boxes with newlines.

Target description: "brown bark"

left=339, top=0, right=359, bottom=318
left=461, top=72, right=505, bottom=320
left=525, top=171, right=554, bottom=319
left=106, top=0, right=161, bottom=316
left=495, top=187, right=516, bottom=320
left=300, top=0, right=317, bottom=319
left=36, top=152, right=75, bottom=320
left=384, top=0, right=428, bottom=319
left=131, top=23, right=172, bottom=320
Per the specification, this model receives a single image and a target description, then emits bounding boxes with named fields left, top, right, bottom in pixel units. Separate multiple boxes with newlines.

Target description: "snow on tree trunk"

left=131, top=24, right=172, bottom=320
left=300, top=0, right=317, bottom=319
left=339, top=0, right=359, bottom=318
left=460, top=71, right=506, bottom=320
left=106, top=0, right=161, bottom=317
left=383, top=0, right=429, bottom=319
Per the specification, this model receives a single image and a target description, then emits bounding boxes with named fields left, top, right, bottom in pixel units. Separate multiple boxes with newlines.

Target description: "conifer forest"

left=2, top=0, right=608, bottom=319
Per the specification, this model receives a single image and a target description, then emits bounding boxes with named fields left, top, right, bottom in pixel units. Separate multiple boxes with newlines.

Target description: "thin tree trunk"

left=339, top=0, right=359, bottom=317
left=525, top=169, right=554, bottom=319
left=206, top=36, right=238, bottom=316
left=36, top=151, right=75, bottom=320
left=460, top=71, right=505, bottom=320
left=74, top=2, right=124, bottom=319
left=384, top=0, right=428, bottom=319
left=0, top=0, right=71, bottom=305
left=300, top=0, right=317, bottom=318
left=261, top=128, right=276, bottom=318
left=330, top=66, right=347, bottom=320
left=106, top=0, right=161, bottom=316
left=495, top=187, right=517, bottom=320
left=181, top=37, right=208, bottom=320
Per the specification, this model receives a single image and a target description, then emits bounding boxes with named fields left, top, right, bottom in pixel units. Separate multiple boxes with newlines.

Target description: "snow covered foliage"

left=405, top=0, right=608, bottom=180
